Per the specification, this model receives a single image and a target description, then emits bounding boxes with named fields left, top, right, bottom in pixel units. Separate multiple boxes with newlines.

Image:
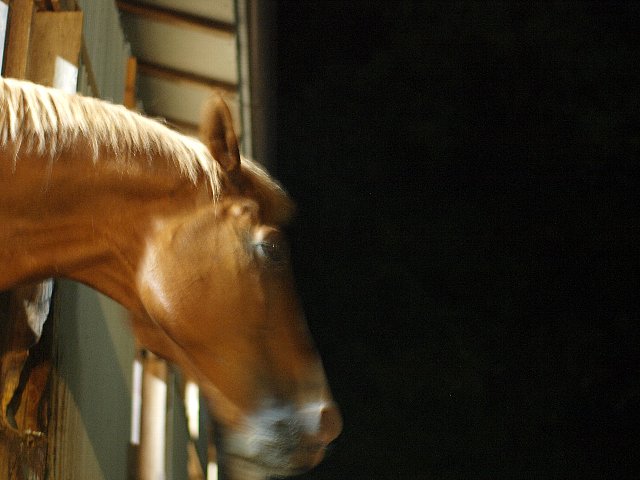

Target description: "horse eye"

left=254, top=239, right=288, bottom=264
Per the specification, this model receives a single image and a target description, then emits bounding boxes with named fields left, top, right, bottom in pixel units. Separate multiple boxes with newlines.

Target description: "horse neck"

left=0, top=147, right=208, bottom=315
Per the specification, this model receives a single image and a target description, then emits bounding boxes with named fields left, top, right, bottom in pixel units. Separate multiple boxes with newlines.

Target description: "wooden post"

left=124, top=56, right=137, bottom=110
left=3, top=0, right=33, bottom=78
left=24, top=10, right=83, bottom=87
left=138, top=352, right=168, bottom=480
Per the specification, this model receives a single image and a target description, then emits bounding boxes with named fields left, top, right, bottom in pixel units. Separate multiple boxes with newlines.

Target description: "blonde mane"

left=0, top=77, right=292, bottom=220
left=0, top=76, right=223, bottom=195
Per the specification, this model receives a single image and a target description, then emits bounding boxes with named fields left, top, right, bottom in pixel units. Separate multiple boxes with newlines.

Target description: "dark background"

left=273, top=2, right=640, bottom=479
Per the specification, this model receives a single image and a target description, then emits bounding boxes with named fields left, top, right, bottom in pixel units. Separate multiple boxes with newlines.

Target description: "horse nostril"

left=319, top=404, right=342, bottom=444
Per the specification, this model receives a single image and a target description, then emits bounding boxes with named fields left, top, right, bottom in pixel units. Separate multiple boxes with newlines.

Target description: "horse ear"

left=201, top=96, right=240, bottom=174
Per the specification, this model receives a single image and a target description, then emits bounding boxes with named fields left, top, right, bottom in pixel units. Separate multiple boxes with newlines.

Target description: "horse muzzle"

left=221, top=400, right=342, bottom=476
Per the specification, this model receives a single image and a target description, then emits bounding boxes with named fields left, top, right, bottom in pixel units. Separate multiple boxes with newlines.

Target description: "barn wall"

left=48, top=281, right=135, bottom=480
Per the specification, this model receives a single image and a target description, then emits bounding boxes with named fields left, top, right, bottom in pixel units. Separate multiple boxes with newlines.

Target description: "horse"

left=0, top=76, right=342, bottom=478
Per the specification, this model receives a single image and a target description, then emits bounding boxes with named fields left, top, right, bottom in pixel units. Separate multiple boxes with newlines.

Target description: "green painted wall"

left=49, top=281, right=135, bottom=479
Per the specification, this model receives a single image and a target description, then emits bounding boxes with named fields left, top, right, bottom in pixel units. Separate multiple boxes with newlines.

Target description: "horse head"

left=132, top=98, right=342, bottom=476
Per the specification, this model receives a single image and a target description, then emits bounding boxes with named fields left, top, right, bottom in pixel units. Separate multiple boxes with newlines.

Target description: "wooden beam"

left=116, top=0, right=235, bottom=37
left=4, top=0, right=34, bottom=78
left=124, top=56, right=137, bottom=109
left=137, top=60, right=237, bottom=94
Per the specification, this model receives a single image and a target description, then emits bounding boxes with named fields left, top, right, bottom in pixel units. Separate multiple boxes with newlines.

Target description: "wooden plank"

left=116, top=0, right=235, bottom=37
left=3, top=0, right=34, bottom=78
left=137, top=60, right=237, bottom=94
left=24, top=10, right=83, bottom=87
